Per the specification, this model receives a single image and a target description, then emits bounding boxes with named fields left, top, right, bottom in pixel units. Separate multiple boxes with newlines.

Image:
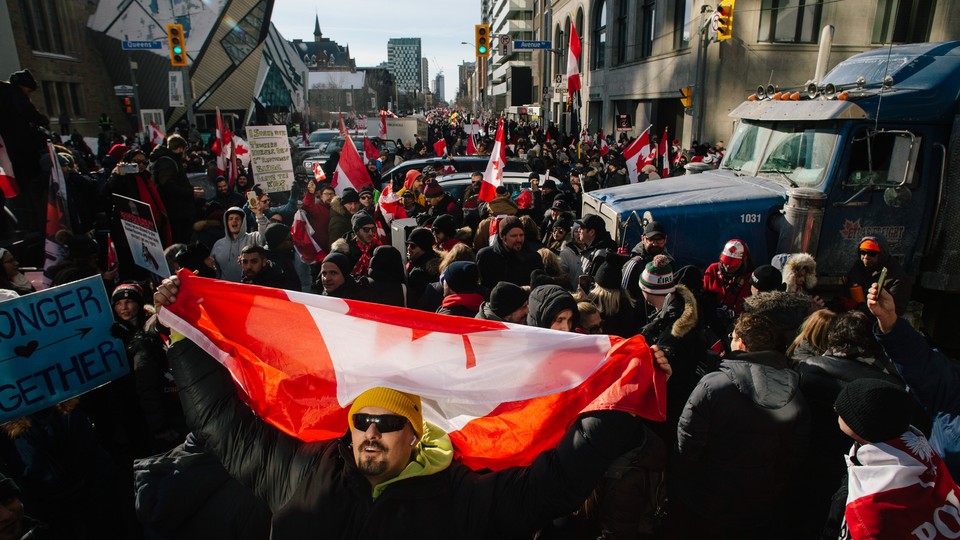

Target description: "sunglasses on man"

left=353, top=413, right=408, bottom=433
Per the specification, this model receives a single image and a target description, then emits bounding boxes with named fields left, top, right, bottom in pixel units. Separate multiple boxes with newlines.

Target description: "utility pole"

left=691, top=4, right=713, bottom=143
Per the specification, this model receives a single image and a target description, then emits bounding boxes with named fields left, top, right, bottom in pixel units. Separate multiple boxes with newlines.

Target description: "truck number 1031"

left=740, top=213, right=762, bottom=223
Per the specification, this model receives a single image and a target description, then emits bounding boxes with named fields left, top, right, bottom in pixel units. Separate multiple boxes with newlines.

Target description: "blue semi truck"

left=582, top=41, right=960, bottom=341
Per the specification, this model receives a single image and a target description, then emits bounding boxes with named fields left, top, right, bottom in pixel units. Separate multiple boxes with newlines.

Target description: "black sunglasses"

left=859, top=250, right=879, bottom=257
left=353, top=413, right=407, bottom=433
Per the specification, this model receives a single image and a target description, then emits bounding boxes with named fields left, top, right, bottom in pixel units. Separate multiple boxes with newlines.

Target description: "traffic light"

left=121, top=97, right=133, bottom=114
left=679, top=86, right=693, bottom=108
left=475, top=24, right=490, bottom=58
left=166, top=23, right=188, bottom=66
left=716, top=0, right=735, bottom=41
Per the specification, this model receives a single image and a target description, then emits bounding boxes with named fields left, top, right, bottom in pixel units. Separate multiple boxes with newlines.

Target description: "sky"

left=270, top=0, right=480, bottom=103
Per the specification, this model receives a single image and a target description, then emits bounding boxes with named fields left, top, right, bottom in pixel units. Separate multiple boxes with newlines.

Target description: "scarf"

left=351, top=236, right=382, bottom=276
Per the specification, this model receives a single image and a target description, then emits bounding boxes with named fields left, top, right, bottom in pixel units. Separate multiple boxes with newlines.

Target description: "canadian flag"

left=844, top=428, right=960, bottom=539
left=338, top=111, right=348, bottom=137
left=290, top=209, right=326, bottom=263
left=377, top=183, right=406, bottom=225
left=378, top=110, right=388, bottom=138
left=362, top=136, right=379, bottom=164
left=330, top=134, right=373, bottom=195
left=478, top=120, right=506, bottom=202
left=0, top=135, right=20, bottom=198
left=660, top=127, right=670, bottom=178
left=623, top=126, right=657, bottom=184
left=598, top=130, right=609, bottom=158
left=148, top=120, right=165, bottom=148
left=312, top=162, right=326, bottom=183
left=212, top=108, right=235, bottom=184
left=433, top=139, right=447, bottom=157
left=466, top=133, right=478, bottom=156
left=233, top=134, right=251, bottom=168
left=158, top=270, right=666, bottom=470
left=567, top=22, right=582, bottom=94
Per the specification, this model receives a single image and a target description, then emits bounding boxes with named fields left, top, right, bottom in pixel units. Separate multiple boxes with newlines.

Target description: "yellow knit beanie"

left=348, top=387, right=424, bottom=439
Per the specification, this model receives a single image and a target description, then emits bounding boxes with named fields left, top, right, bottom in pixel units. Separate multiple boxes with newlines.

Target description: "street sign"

left=555, top=74, right=563, bottom=85
left=513, top=40, right=553, bottom=50
left=113, top=85, right=135, bottom=97
left=499, top=34, right=511, bottom=55
left=122, top=40, right=163, bottom=50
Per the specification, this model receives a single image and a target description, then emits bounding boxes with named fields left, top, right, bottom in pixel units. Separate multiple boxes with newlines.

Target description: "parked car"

left=381, top=157, right=533, bottom=188
left=302, top=136, right=398, bottom=173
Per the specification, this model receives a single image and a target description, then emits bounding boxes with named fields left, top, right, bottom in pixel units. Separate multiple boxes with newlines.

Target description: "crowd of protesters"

left=0, top=68, right=957, bottom=539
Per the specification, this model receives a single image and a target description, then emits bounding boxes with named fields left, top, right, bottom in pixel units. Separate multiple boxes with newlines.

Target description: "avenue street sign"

left=122, top=40, right=163, bottom=50
left=514, top=40, right=553, bottom=50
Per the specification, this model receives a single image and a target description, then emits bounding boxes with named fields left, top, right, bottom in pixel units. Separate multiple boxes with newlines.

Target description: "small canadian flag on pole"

left=478, top=119, right=506, bottom=202
left=567, top=21, right=582, bottom=94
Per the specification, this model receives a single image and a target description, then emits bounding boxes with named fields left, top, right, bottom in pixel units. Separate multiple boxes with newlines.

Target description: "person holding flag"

left=622, top=126, right=657, bottom=184
left=153, top=273, right=671, bottom=539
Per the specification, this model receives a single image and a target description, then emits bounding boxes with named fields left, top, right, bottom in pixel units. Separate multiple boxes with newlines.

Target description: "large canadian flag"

left=330, top=134, right=373, bottom=195
left=567, top=22, right=582, bottom=93
left=158, top=271, right=666, bottom=471
left=623, top=126, right=657, bottom=184
left=478, top=119, right=507, bottom=202
left=212, top=108, right=236, bottom=184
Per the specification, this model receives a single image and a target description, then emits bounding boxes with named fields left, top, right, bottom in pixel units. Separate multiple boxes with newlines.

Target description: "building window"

left=615, top=0, right=628, bottom=64
left=221, top=0, right=267, bottom=66
left=69, top=83, right=84, bottom=117
left=873, top=0, right=935, bottom=44
left=41, top=81, right=56, bottom=117
left=636, top=0, right=655, bottom=60
left=758, top=0, right=823, bottom=43
left=19, top=0, right=66, bottom=54
left=592, top=0, right=606, bottom=70
left=55, top=82, right=69, bottom=117
left=675, top=0, right=693, bottom=49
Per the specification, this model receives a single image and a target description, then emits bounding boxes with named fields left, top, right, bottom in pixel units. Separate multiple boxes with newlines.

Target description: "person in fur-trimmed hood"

left=782, top=253, right=817, bottom=294
left=638, top=255, right=706, bottom=450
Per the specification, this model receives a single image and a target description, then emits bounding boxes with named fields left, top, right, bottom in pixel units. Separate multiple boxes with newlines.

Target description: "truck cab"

left=583, top=41, right=960, bottom=339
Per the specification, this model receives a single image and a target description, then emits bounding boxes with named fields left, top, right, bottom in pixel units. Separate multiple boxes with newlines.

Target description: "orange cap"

left=859, top=239, right=880, bottom=253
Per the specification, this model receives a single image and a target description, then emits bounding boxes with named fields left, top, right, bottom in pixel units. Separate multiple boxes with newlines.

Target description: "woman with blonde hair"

left=787, top=308, right=836, bottom=363
left=587, top=254, right=638, bottom=337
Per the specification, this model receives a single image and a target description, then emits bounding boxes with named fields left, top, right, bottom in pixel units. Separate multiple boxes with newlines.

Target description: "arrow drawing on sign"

left=1, top=327, right=94, bottom=363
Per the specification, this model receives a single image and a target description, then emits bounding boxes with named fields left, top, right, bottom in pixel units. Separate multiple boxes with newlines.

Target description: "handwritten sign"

left=248, top=125, right=295, bottom=194
left=114, top=194, right=170, bottom=278
left=0, top=276, right=128, bottom=423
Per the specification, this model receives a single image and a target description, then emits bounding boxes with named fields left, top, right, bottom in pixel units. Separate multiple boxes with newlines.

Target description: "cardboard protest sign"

left=248, top=125, right=295, bottom=194
left=114, top=194, right=170, bottom=278
left=0, top=276, right=129, bottom=423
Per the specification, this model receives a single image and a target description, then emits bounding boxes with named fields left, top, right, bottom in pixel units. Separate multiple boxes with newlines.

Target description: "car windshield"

left=722, top=121, right=839, bottom=187
left=309, top=132, right=337, bottom=145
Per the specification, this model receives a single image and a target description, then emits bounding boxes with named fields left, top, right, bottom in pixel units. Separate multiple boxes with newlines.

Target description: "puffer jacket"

left=476, top=237, right=545, bottom=289
left=675, top=350, right=809, bottom=528
left=328, top=197, right=353, bottom=243
left=526, top=285, right=577, bottom=329
left=167, top=339, right=649, bottom=539
left=210, top=208, right=264, bottom=283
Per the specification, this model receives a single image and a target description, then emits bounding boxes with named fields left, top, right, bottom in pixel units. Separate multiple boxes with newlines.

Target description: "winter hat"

left=111, top=283, right=144, bottom=307
left=369, top=245, right=405, bottom=283
left=640, top=254, right=675, bottom=295
left=643, top=221, right=667, bottom=239
left=0, top=471, right=20, bottom=499
left=834, top=379, right=916, bottom=443
left=495, top=185, right=507, bottom=195
left=751, top=264, right=784, bottom=292
left=859, top=238, right=881, bottom=253
left=9, top=69, right=37, bottom=91
left=348, top=387, right=423, bottom=439
left=66, top=235, right=98, bottom=259
left=595, top=253, right=626, bottom=290
left=340, top=188, right=360, bottom=205
left=406, top=227, right=435, bottom=252
left=322, top=252, right=352, bottom=277
left=488, top=282, right=529, bottom=318
left=263, top=222, right=291, bottom=250
left=720, top=239, right=746, bottom=266
left=351, top=211, right=376, bottom=232
left=442, top=261, right=480, bottom=294
left=401, top=190, right=415, bottom=200
left=358, top=184, right=374, bottom=196
left=497, top=216, right=523, bottom=236
left=541, top=179, right=558, bottom=191
left=432, top=214, right=457, bottom=238
left=423, top=180, right=444, bottom=198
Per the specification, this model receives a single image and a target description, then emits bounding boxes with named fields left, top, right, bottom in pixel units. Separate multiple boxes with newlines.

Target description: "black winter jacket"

left=168, top=339, right=647, bottom=539
left=476, top=238, right=545, bottom=288
left=674, top=350, right=809, bottom=527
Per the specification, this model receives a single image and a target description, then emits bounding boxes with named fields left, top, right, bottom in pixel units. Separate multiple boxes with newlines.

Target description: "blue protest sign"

left=0, top=276, right=128, bottom=423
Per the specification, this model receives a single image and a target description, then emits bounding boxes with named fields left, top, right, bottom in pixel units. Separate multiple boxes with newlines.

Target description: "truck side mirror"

left=884, top=185, right=912, bottom=207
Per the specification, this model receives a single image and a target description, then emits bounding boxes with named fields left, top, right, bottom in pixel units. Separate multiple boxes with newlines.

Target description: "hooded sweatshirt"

left=526, top=285, right=577, bottom=329
left=210, top=207, right=265, bottom=283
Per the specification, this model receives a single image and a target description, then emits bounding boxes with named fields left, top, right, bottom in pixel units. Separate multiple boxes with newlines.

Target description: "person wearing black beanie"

left=477, top=281, right=529, bottom=323
left=587, top=253, right=638, bottom=338
left=366, top=246, right=406, bottom=308
left=527, top=285, right=577, bottom=331
left=316, top=252, right=364, bottom=300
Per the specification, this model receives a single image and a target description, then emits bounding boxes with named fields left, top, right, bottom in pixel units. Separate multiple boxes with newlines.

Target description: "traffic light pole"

left=182, top=64, right=195, bottom=129
left=691, top=4, right=713, bottom=143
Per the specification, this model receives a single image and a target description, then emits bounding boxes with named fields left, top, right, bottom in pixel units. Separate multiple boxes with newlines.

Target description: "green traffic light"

left=173, top=46, right=183, bottom=54
left=478, top=46, right=487, bottom=53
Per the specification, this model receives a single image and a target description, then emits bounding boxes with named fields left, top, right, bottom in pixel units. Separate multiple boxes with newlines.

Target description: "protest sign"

left=114, top=194, right=170, bottom=278
left=248, top=125, right=295, bottom=194
left=0, top=276, right=128, bottom=423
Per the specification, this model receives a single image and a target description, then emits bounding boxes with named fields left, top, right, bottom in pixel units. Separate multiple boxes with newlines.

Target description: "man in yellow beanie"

left=347, top=387, right=426, bottom=486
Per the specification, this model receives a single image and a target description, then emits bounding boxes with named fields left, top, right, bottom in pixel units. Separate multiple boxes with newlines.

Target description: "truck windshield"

left=722, top=122, right=839, bottom=187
